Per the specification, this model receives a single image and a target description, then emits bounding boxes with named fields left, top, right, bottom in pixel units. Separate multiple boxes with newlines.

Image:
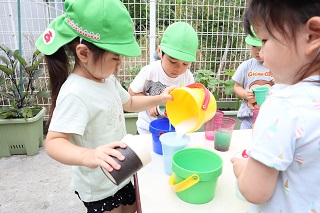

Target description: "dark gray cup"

left=101, top=135, right=151, bottom=185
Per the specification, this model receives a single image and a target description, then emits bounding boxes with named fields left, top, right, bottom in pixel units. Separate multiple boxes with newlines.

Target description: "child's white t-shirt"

left=247, top=75, right=320, bottom=212
left=130, top=60, right=194, bottom=134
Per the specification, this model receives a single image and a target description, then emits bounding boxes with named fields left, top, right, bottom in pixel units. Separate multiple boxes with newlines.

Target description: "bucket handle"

left=158, top=131, right=164, bottom=137
left=169, top=173, right=200, bottom=192
left=187, top=83, right=210, bottom=111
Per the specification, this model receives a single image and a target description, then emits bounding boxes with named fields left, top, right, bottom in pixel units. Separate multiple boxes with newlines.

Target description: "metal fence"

left=0, top=0, right=249, bottom=119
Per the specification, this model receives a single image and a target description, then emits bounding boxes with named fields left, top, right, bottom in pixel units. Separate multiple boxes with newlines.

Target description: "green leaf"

left=0, top=64, right=14, bottom=75
left=21, top=91, right=28, bottom=98
left=0, top=55, right=10, bottom=66
left=0, top=44, right=10, bottom=54
left=221, top=69, right=236, bottom=77
left=22, top=77, right=29, bottom=85
left=0, top=91, right=15, bottom=99
left=33, top=55, right=44, bottom=67
left=0, top=77, right=5, bottom=85
left=37, top=90, right=51, bottom=98
left=0, top=106, right=18, bottom=119
left=20, top=107, right=33, bottom=119
left=25, top=97, right=36, bottom=104
left=32, top=68, right=45, bottom=79
left=32, top=49, right=41, bottom=59
left=14, top=51, right=27, bottom=66
left=25, top=65, right=35, bottom=72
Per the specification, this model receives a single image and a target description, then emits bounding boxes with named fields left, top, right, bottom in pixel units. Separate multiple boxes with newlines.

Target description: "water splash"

left=175, top=117, right=198, bottom=138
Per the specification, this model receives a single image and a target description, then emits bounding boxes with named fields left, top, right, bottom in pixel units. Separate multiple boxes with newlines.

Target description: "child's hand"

left=160, top=85, right=175, bottom=103
left=87, top=141, right=127, bottom=172
left=149, top=106, right=159, bottom=117
left=247, top=97, right=257, bottom=109
left=244, top=89, right=255, bottom=101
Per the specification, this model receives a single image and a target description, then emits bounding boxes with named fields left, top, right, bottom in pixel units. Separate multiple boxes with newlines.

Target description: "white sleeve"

left=112, top=75, right=131, bottom=104
left=49, top=93, right=89, bottom=135
left=129, top=66, right=148, bottom=93
left=248, top=98, right=305, bottom=171
left=186, top=70, right=195, bottom=85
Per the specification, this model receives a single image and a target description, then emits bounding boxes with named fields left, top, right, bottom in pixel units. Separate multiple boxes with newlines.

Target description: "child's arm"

left=234, top=82, right=255, bottom=101
left=128, top=88, right=145, bottom=96
left=231, top=157, right=279, bottom=204
left=128, top=87, right=160, bottom=117
left=123, top=85, right=175, bottom=112
left=45, top=131, right=127, bottom=172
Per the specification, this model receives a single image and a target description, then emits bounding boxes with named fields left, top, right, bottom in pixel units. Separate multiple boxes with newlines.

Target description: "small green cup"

left=252, top=87, right=269, bottom=106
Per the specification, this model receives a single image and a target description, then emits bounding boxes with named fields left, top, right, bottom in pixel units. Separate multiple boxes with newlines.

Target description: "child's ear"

left=305, top=17, right=320, bottom=55
left=157, top=46, right=162, bottom=59
left=76, top=44, right=90, bottom=63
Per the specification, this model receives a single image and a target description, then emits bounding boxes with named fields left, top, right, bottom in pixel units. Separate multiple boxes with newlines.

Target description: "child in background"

left=231, top=0, right=320, bottom=212
left=232, top=27, right=273, bottom=129
left=129, top=22, right=198, bottom=134
left=36, top=0, right=174, bottom=212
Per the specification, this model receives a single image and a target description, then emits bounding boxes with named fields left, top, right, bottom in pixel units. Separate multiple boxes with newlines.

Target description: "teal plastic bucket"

left=169, top=148, right=223, bottom=204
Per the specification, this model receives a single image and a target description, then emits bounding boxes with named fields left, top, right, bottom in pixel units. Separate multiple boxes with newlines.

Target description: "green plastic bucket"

left=169, top=148, right=223, bottom=204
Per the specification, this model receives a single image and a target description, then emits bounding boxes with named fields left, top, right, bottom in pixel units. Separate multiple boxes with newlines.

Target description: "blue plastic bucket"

left=149, top=117, right=175, bottom=155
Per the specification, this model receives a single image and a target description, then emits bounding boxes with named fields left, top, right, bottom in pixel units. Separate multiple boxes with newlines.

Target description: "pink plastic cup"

left=214, top=117, right=236, bottom=152
left=205, top=110, right=224, bottom=141
left=252, top=108, right=260, bottom=129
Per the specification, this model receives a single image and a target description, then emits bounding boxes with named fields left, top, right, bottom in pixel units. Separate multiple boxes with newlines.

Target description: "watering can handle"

left=169, top=173, right=200, bottom=192
left=186, top=83, right=210, bottom=111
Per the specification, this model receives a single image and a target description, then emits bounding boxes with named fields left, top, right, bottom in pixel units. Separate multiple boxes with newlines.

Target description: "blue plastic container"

left=149, top=117, right=175, bottom=155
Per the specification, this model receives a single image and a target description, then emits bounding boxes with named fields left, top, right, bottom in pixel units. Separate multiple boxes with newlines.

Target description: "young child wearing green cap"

left=232, top=27, right=273, bottom=129
left=128, top=22, right=198, bottom=134
left=35, top=0, right=174, bottom=212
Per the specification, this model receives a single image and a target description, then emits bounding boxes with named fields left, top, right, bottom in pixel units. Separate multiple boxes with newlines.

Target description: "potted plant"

left=0, top=44, right=50, bottom=157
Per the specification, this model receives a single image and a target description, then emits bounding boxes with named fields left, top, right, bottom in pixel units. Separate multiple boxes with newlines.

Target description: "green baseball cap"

left=245, top=26, right=262, bottom=47
left=36, top=0, right=140, bottom=57
left=160, top=22, right=198, bottom=62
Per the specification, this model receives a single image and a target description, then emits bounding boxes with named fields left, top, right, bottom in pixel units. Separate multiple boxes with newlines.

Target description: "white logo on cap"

left=42, top=28, right=55, bottom=45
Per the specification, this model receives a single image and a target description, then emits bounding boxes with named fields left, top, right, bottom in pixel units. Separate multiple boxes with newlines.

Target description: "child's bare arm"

left=231, top=157, right=279, bottom=204
left=128, top=87, right=145, bottom=96
left=45, top=131, right=126, bottom=172
left=234, top=82, right=255, bottom=101
left=123, top=85, right=175, bottom=112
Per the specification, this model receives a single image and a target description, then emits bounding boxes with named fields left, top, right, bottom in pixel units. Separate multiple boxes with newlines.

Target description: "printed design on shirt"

left=283, top=180, right=289, bottom=196
left=269, top=152, right=282, bottom=170
left=278, top=152, right=284, bottom=159
left=295, top=154, right=304, bottom=170
left=106, top=96, right=126, bottom=135
left=271, top=163, right=280, bottom=170
left=144, top=80, right=167, bottom=96
left=311, top=202, right=318, bottom=213
left=311, top=97, right=320, bottom=110
left=247, top=70, right=272, bottom=77
left=267, top=117, right=279, bottom=138
left=294, top=127, right=304, bottom=138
